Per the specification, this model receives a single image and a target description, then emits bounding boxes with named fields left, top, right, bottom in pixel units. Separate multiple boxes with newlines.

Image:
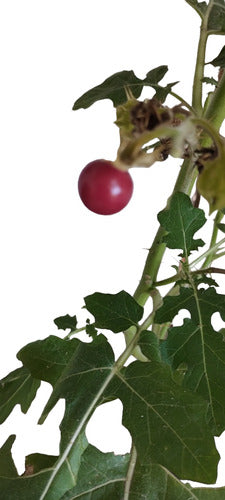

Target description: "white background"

left=1, top=0, right=225, bottom=488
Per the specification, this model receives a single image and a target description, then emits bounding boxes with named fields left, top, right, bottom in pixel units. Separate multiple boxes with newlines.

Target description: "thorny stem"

left=170, top=90, right=195, bottom=113
left=125, top=0, right=225, bottom=361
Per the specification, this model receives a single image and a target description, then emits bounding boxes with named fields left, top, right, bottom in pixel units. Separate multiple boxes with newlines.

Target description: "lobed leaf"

left=156, top=286, right=225, bottom=434
left=0, top=366, right=40, bottom=424
left=18, top=335, right=81, bottom=386
left=116, top=360, right=219, bottom=483
left=54, top=314, right=77, bottom=333
left=73, top=70, right=143, bottom=109
left=72, top=66, right=177, bottom=110
left=129, top=459, right=225, bottom=499
left=0, top=433, right=87, bottom=500
left=38, top=335, right=115, bottom=443
left=157, top=192, right=206, bottom=257
left=60, top=445, right=129, bottom=500
left=84, top=290, right=143, bottom=333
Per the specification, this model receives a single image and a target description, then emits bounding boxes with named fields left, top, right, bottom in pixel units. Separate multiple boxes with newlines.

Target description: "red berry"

left=78, top=159, right=133, bottom=215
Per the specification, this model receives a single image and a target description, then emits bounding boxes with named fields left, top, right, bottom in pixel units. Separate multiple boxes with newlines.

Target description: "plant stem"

left=204, top=69, right=225, bottom=130
left=125, top=0, right=225, bottom=361
left=191, top=0, right=214, bottom=113
left=202, top=211, right=224, bottom=268
left=133, top=159, right=197, bottom=307
left=123, top=444, right=137, bottom=500
left=190, top=237, right=225, bottom=267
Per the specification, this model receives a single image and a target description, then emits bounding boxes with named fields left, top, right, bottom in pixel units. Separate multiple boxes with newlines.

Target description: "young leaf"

left=84, top=290, right=143, bottom=333
left=157, top=192, right=206, bottom=257
left=17, top=336, right=81, bottom=386
left=116, top=360, right=219, bottom=484
left=202, top=76, right=218, bottom=86
left=60, top=445, right=129, bottom=500
left=0, top=366, right=40, bottom=424
left=54, top=314, right=77, bottom=332
left=156, top=286, right=225, bottom=435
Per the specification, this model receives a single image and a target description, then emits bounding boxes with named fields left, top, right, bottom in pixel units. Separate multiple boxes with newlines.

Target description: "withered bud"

left=130, top=98, right=172, bottom=136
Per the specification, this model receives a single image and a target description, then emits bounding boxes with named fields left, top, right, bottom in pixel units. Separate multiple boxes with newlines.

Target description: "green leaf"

left=39, top=334, right=115, bottom=434
left=72, top=66, right=175, bottom=109
left=153, top=81, right=179, bottom=103
left=207, top=45, right=225, bottom=68
left=17, top=336, right=81, bottom=386
left=193, top=486, right=225, bottom=499
left=143, top=68, right=178, bottom=102
left=0, top=436, right=18, bottom=478
left=207, top=0, right=225, bottom=35
left=0, top=366, right=40, bottom=424
left=116, top=360, right=218, bottom=483
left=84, top=290, right=143, bottom=333
left=185, top=0, right=225, bottom=35
left=0, top=433, right=87, bottom=500
left=156, top=286, right=225, bottom=434
left=202, top=76, right=218, bottom=86
left=54, top=314, right=77, bottom=332
left=144, top=66, right=168, bottom=84
left=157, top=192, right=206, bottom=257
left=129, top=459, right=225, bottom=499
left=73, top=70, right=143, bottom=109
left=184, top=0, right=207, bottom=19
left=60, top=445, right=129, bottom=500
left=85, top=320, right=98, bottom=339
left=138, top=330, right=161, bottom=361
left=217, top=222, right=225, bottom=233
left=24, top=453, right=57, bottom=474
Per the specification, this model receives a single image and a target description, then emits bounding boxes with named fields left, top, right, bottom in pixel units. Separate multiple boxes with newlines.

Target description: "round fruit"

left=78, top=159, right=133, bottom=215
